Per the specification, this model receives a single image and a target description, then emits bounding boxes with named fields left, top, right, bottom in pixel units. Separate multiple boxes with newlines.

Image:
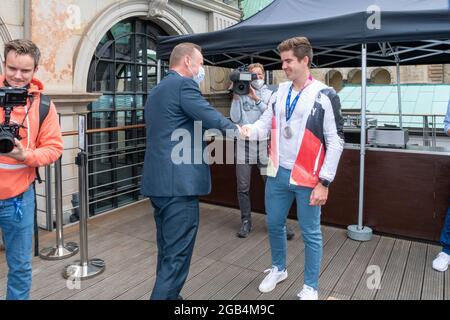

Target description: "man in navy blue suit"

left=141, top=43, right=240, bottom=300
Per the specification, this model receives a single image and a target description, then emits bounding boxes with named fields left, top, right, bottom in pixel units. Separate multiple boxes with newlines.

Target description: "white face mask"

left=188, top=64, right=205, bottom=85
left=251, top=79, right=264, bottom=90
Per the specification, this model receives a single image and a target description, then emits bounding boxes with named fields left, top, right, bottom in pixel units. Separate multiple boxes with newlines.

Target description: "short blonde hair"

left=277, top=36, right=313, bottom=67
left=169, top=42, right=202, bottom=68
left=248, top=63, right=264, bottom=73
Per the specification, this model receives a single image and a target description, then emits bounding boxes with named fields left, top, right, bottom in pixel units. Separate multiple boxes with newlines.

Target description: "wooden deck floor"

left=0, top=200, right=448, bottom=300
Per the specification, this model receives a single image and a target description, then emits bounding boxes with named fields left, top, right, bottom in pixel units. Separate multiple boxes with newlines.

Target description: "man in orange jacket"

left=0, top=39, right=63, bottom=299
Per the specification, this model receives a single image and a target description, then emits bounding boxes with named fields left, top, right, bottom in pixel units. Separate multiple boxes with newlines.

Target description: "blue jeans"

left=441, top=205, right=450, bottom=255
left=0, top=185, right=35, bottom=300
left=265, top=167, right=322, bottom=290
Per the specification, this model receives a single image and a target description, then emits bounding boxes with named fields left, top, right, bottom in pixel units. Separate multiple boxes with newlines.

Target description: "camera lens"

left=0, top=131, right=15, bottom=153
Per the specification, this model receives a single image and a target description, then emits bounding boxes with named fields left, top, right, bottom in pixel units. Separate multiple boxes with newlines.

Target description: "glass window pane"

left=91, top=95, right=113, bottom=111
left=115, top=95, right=133, bottom=109
left=90, top=199, right=114, bottom=215
left=91, top=111, right=114, bottom=129
left=95, top=62, right=112, bottom=91
left=136, top=20, right=145, bottom=34
left=147, top=65, right=157, bottom=89
left=116, top=110, right=133, bottom=127
left=90, top=131, right=113, bottom=154
left=136, top=95, right=144, bottom=109
left=137, top=110, right=144, bottom=124
left=136, top=65, right=144, bottom=92
left=111, top=21, right=132, bottom=38
left=136, top=36, right=146, bottom=63
left=147, top=48, right=157, bottom=63
left=95, top=34, right=113, bottom=59
left=116, top=63, right=134, bottom=92
left=115, top=35, right=133, bottom=61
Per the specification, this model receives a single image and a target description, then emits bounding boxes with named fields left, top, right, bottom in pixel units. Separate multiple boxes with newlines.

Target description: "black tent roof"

left=156, top=0, right=450, bottom=69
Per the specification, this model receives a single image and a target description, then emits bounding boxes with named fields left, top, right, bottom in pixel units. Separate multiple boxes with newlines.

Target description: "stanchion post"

left=63, top=115, right=105, bottom=279
left=39, top=155, right=79, bottom=259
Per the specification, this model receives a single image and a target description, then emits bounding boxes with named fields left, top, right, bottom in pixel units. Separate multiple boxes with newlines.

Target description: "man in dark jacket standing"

left=141, top=43, right=239, bottom=300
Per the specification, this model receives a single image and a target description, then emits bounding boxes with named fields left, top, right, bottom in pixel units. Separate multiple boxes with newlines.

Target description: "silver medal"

left=283, top=126, right=293, bottom=139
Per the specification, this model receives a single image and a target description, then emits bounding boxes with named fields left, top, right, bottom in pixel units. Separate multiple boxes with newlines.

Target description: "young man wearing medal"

left=241, top=37, right=344, bottom=300
left=230, top=63, right=295, bottom=240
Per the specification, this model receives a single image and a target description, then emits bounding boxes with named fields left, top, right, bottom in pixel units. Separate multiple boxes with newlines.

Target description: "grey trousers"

left=235, top=139, right=268, bottom=222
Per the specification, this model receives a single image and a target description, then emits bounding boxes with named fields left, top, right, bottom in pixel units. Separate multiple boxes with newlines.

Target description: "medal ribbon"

left=285, top=74, right=313, bottom=123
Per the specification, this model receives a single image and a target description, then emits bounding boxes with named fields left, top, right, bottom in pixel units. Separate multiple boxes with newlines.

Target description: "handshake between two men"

left=235, top=124, right=253, bottom=139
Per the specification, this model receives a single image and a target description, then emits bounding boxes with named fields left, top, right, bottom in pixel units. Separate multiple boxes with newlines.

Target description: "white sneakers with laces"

left=432, top=252, right=450, bottom=272
left=258, top=266, right=288, bottom=293
left=297, top=284, right=318, bottom=300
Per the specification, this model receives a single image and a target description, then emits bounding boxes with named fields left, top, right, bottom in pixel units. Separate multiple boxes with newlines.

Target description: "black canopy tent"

left=157, top=0, right=450, bottom=69
left=155, top=0, right=450, bottom=241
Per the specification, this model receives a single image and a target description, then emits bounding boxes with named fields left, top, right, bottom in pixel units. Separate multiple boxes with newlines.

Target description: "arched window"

left=347, top=69, right=362, bottom=84
left=86, top=18, right=167, bottom=214
left=325, top=70, right=343, bottom=92
left=370, top=68, right=391, bottom=84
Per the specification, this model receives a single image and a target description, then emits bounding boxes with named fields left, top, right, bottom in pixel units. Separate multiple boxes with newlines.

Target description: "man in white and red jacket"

left=242, top=36, right=344, bottom=300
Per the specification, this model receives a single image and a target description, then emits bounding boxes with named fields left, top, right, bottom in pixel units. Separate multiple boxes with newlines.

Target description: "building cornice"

left=46, top=92, right=102, bottom=110
left=171, top=0, right=241, bottom=20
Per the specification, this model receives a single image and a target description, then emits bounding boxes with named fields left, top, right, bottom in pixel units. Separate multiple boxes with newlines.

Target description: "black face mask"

left=2, top=80, right=30, bottom=90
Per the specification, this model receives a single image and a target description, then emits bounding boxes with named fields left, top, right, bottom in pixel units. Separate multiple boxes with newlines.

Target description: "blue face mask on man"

left=188, top=62, right=205, bottom=85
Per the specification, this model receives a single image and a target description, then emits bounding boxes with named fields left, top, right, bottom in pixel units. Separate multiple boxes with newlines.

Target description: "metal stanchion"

left=40, top=155, right=79, bottom=260
left=44, top=165, right=53, bottom=231
left=63, top=115, right=105, bottom=279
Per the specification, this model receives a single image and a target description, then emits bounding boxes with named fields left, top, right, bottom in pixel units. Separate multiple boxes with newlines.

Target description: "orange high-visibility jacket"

left=0, top=76, right=63, bottom=200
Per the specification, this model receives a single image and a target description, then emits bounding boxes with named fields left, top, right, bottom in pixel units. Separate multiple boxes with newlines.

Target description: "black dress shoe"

left=286, top=226, right=295, bottom=240
left=237, top=220, right=252, bottom=238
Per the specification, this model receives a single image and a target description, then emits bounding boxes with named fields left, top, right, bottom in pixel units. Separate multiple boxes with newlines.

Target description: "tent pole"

left=396, top=61, right=403, bottom=129
left=347, top=43, right=373, bottom=242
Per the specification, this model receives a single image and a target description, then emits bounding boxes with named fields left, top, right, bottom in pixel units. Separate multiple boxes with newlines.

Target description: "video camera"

left=0, top=87, right=30, bottom=153
left=229, top=66, right=257, bottom=96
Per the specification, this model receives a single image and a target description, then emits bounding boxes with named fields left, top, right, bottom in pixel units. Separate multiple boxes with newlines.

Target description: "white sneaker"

left=297, top=284, right=318, bottom=300
left=258, top=266, right=288, bottom=293
left=432, top=252, right=450, bottom=272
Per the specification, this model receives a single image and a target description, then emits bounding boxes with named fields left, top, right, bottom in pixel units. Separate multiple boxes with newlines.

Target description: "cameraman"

left=230, top=63, right=294, bottom=240
left=0, top=39, right=63, bottom=299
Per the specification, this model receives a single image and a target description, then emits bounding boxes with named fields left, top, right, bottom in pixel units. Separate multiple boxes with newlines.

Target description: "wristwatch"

left=319, top=178, right=331, bottom=188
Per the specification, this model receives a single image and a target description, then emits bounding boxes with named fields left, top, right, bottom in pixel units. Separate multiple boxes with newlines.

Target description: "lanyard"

left=285, top=75, right=313, bottom=123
